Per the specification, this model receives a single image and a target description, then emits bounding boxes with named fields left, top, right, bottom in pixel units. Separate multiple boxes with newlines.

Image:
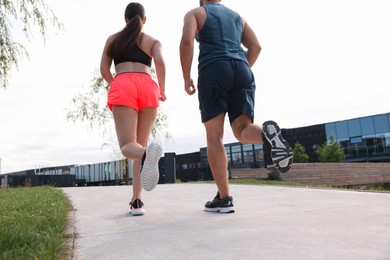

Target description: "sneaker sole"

left=263, top=120, right=293, bottom=173
left=131, top=208, right=145, bottom=216
left=141, top=143, right=163, bottom=191
left=205, top=207, right=235, bottom=213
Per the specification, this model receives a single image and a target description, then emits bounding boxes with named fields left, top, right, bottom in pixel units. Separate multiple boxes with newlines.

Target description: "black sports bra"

left=113, top=44, right=152, bottom=67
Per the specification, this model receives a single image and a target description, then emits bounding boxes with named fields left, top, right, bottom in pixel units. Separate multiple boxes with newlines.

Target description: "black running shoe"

left=205, top=193, right=235, bottom=213
left=262, top=120, right=293, bottom=173
left=129, top=198, right=145, bottom=216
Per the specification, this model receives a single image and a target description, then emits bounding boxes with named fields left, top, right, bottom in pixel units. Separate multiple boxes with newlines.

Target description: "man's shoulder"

left=184, top=7, right=206, bottom=23
left=185, top=6, right=204, bottom=16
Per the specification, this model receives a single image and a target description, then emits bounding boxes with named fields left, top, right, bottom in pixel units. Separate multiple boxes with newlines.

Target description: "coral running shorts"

left=107, top=72, right=160, bottom=112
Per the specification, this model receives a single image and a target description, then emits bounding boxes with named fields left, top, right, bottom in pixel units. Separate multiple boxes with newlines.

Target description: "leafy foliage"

left=292, top=143, right=309, bottom=163
left=152, top=107, right=170, bottom=140
left=0, top=0, right=63, bottom=88
left=316, top=134, right=345, bottom=162
left=66, top=70, right=112, bottom=133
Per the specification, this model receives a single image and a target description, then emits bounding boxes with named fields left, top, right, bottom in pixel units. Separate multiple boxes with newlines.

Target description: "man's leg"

left=231, top=114, right=293, bottom=173
left=231, top=114, right=264, bottom=144
left=203, top=113, right=230, bottom=198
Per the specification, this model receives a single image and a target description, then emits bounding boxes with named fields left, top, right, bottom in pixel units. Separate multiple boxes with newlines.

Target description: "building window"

left=360, top=116, right=375, bottom=135
left=348, top=119, right=361, bottom=137
left=375, top=133, right=390, bottom=155
left=350, top=136, right=362, bottom=144
left=363, top=135, right=376, bottom=155
left=325, top=123, right=337, bottom=140
left=373, top=114, right=390, bottom=133
left=335, top=121, right=349, bottom=139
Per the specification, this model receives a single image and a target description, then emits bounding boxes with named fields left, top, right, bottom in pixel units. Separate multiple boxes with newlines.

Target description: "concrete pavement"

left=62, top=184, right=390, bottom=260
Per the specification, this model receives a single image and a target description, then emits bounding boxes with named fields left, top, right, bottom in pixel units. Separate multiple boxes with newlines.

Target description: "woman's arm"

left=100, top=35, right=115, bottom=84
left=151, top=40, right=167, bottom=101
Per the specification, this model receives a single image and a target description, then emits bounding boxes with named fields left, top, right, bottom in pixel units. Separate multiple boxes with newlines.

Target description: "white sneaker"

left=141, top=142, right=163, bottom=191
left=129, top=199, right=145, bottom=216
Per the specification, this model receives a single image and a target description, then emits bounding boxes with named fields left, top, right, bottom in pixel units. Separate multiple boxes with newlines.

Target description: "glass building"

left=183, top=112, right=390, bottom=181
left=199, top=143, right=264, bottom=180
left=282, top=112, right=390, bottom=163
left=325, top=113, right=390, bottom=161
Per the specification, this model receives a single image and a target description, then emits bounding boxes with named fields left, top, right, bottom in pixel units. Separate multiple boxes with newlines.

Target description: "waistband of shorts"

left=115, top=72, right=151, bottom=77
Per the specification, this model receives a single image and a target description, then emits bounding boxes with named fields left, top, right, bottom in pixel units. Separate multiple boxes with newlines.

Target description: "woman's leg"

left=112, top=105, right=151, bottom=201
left=112, top=106, right=145, bottom=159
left=131, top=107, right=158, bottom=200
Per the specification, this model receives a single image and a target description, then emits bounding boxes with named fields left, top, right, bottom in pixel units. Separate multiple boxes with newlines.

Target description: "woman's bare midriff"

left=115, top=62, right=151, bottom=75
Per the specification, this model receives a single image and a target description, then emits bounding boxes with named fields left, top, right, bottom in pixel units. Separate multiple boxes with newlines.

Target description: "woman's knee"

left=120, top=142, right=137, bottom=159
left=120, top=143, right=130, bottom=158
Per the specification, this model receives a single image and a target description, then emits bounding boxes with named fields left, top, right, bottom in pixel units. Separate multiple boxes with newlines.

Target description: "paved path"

left=62, top=184, right=390, bottom=260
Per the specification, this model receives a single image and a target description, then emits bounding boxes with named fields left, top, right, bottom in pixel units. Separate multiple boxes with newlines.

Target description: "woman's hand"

left=160, top=91, right=167, bottom=101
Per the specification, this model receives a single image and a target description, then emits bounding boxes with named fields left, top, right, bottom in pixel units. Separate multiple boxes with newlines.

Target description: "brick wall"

left=230, top=168, right=268, bottom=179
left=231, top=163, right=390, bottom=186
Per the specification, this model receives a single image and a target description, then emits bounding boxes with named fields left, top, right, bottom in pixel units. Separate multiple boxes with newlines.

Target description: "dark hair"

left=107, top=2, right=145, bottom=58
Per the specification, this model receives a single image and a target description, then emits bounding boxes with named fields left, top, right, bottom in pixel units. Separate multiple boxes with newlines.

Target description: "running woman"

left=100, top=2, right=166, bottom=216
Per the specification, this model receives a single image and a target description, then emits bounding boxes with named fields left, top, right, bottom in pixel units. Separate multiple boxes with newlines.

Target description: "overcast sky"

left=1, top=0, right=389, bottom=173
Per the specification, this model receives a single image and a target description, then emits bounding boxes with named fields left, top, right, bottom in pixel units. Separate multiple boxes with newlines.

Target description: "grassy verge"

left=229, top=179, right=390, bottom=192
left=183, top=179, right=390, bottom=192
left=228, top=179, right=307, bottom=187
left=189, top=179, right=322, bottom=187
left=0, top=186, right=72, bottom=260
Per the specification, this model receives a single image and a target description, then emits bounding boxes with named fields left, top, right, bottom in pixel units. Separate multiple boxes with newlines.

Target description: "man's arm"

left=241, top=19, right=261, bottom=68
left=179, top=10, right=198, bottom=95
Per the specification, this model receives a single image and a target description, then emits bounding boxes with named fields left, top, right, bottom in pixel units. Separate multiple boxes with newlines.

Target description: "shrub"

left=293, top=143, right=309, bottom=163
left=316, top=134, right=345, bottom=162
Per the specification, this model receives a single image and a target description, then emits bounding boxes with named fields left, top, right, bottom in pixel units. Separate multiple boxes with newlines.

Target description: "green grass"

left=191, top=178, right=317, bottom=187
left=184, top=178, right=390, bottom=192
left=0, top=186, right=72, bottom=260
left=366, top=183, right=390, bottom=191
left=229, top=179, right=390, bottom=191
left=228, top=178, right=306, bottom=187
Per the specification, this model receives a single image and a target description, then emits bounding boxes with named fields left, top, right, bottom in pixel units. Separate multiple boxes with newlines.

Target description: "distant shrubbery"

left=316, top=134, right=345, bottom=162
left=292, top=143, right=309, bottom=163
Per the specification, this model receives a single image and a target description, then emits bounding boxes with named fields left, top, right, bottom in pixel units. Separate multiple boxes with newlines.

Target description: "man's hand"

left=184, top=78, right=196, bottom=95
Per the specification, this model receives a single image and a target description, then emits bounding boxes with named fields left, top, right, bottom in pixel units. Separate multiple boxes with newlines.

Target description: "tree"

left=316, top=134, right=345, bottom=162
left=1, top=0, right=63, bottom=88
left=292, top=143, right=309, bottom=163
left=66, top=71, right=112, bottom=133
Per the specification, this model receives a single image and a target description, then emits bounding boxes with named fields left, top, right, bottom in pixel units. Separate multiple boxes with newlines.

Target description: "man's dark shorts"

left=197, top=59, right=256, bottom=123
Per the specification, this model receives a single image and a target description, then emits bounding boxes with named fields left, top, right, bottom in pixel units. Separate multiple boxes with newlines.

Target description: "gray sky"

left=1, top=0, right=389, bottom=173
